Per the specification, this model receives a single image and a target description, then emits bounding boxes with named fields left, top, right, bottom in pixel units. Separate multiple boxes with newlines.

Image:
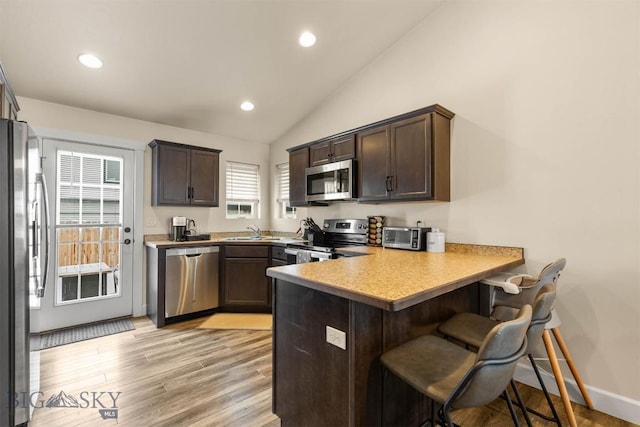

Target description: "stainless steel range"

left=285, top=218, right=368, bottom=263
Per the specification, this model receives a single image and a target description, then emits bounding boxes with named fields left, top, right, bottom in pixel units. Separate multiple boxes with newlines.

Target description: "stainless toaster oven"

left=382, top=227, right=431, bottom=250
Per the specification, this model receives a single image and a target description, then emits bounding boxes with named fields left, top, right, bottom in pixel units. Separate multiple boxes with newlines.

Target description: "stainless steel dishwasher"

left=165, top=246, right=219, bottom=318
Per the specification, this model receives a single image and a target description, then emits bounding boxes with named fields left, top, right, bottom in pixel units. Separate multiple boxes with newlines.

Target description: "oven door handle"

left=284, top=248, right=300, bottom=256
left=309, top=251, right=333, bottom=261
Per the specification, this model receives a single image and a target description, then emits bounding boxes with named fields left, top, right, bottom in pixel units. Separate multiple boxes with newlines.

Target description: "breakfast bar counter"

left=267, top=243, right=523, bottom=312
left=266, top=243, right=524, bottom=426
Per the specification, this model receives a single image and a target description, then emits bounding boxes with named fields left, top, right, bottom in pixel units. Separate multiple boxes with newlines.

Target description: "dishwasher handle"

left=166, top=246, right=220, bottom=257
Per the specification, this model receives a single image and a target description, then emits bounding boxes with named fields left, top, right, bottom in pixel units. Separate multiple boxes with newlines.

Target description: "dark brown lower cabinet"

left=223, top=245, right=271, bottom=312
left=273, top=279, right=480, bottom=426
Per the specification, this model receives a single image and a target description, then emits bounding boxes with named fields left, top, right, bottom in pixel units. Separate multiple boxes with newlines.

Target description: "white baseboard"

left=514, top=361, right=640, bottom=425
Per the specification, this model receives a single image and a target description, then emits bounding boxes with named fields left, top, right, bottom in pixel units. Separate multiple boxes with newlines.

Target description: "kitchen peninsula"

left=266, top=243, right=524, bottom=426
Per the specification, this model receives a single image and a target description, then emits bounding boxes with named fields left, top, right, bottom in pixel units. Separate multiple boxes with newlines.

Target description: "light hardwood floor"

left=30, top=316, right=633, bottom=427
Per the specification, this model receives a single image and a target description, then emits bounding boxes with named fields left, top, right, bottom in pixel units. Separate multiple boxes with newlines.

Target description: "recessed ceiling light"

left=299, top=31, right=316, bottom=48
left=78, top=54, right=103, bottom=69
left=240, top=101, right=255, bottom=111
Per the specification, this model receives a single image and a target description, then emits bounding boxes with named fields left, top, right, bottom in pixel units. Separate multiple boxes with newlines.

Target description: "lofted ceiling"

left=0, top=0, right=444, bottom=144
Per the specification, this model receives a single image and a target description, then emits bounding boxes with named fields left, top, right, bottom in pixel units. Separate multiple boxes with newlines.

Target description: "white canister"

left=426, top=228, right=445, bottom=253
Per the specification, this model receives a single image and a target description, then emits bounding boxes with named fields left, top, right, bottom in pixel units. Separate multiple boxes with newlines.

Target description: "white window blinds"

left=58, top=151, right=122, bottom=225
left=226, top=161, right=260, bottom=203
left=276, top=162, right=290, bottom=203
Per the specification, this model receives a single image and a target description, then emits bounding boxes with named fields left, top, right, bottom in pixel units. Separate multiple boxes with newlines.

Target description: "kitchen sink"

left=185, top=234, right=211, bottom=241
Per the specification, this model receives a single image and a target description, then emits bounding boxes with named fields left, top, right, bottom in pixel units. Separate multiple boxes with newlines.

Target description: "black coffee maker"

left=170, top=216, right=188, bottom=241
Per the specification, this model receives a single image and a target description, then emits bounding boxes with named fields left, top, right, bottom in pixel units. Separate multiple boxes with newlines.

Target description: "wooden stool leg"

left=551, top=327, right=594, bottom=409
left=542, top=330, right=578, bottom=427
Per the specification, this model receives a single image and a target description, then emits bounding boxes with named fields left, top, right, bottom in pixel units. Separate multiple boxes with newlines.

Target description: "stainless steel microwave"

left=382, top=227, right=431, bottom=250
left=305, top=159, right=356, bottom=202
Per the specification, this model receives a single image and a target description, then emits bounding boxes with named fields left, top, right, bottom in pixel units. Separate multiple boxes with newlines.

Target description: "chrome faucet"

left=247, top=225, right=261, bottom=238
left=187, top=219, right=197, bottom=235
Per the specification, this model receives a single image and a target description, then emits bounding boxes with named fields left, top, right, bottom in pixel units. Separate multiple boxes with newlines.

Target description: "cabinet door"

left=330, top=135, right=356, bottom=162
left=189, top=149, right=219, bottom=206
left=153, top=143, right=190, bottom=205
left=289, top=147, right=309, bottom=206
left=390, top=114, right=433, bottom=200
left=356, top=125, right=390, bottom=202
left=224, top=258, right=270, bottom=306
left=309, top=135, right=356, bottom=166
left=309, top=134, right=356, bottom=166
left=309, top=141, right=332, bottom=166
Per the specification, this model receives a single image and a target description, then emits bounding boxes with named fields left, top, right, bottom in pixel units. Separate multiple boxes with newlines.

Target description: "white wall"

left=270, top=0, right=640, bottom=419
left=17, top=97, right=272, bottom=235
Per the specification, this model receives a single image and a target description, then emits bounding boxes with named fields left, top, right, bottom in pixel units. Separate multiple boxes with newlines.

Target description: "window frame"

left=225, top=161, right=261, bottom=219
left=276, top=162, right=296, bottom=219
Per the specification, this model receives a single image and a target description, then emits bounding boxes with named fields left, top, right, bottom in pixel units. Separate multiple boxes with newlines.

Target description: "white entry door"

left=36, top=138, right=135, bottom=331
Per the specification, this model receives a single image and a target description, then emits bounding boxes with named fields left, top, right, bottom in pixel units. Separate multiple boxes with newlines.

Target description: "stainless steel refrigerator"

left=0, top=118, right=49, bottom=426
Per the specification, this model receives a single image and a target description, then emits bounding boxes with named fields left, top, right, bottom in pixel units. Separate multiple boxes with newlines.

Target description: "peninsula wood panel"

left=273, top=282, right=350, bottom=426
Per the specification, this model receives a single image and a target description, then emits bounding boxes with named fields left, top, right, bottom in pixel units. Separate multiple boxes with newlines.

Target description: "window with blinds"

left=276, top=162, right=296, bottom=219
left=58, top=151, right=122, bottom=225
left=226, top=161, right=260, bottom=218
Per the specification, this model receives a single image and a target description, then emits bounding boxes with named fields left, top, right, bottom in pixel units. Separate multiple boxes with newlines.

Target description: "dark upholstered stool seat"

left=381, top=334, right=476, bottom=404
left=438, top=312, right=492, bottom=349
left=439, top=284, right=556, bottom=355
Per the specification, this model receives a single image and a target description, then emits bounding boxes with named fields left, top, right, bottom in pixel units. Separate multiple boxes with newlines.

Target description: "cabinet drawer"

left=225, top=245, right=269, bottom=258
left=271, top=245, right=287, bottom=261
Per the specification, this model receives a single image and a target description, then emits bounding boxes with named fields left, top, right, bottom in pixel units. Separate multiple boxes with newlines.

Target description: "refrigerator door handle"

left=36, top=172, right=50, bottom=298
left=31, top=200, right=38, bottom=258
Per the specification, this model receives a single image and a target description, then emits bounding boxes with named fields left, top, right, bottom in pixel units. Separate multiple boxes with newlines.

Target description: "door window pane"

left=55, top=151, right=123, bottom=305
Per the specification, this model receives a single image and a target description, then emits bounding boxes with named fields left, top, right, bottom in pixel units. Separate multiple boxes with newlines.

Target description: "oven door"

left=305, top=159, right=355, bottom=202
left=285, top=247, right=334, bottom=263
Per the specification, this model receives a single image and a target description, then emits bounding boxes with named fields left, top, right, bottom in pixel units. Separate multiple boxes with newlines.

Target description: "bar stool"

left=448, top=258, right=593, bottom=427
left=380, top=305, right=532, bottom=427
left=439, top=284, right=559, bottom=426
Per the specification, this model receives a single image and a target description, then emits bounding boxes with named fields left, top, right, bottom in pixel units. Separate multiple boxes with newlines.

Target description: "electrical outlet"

left=145, top=216, right=158, bottom=227
left=326, top=326, right=346, bottom=350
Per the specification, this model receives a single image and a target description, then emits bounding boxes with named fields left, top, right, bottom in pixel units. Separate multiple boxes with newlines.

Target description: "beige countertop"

left=266, top=243, right=524, bottom=312
left=145, top=236, right=303, bottom=248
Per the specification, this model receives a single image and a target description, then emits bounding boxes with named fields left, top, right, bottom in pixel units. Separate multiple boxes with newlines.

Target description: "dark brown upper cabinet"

left=357, top=126, right=390, bottom=201
left=309, top=134, right=356, bottom=166
left=288, top=146, right=309, bottom=207
left=149, top=139, right=222, bottom=206
left=287, top=104, right=454, bottom=205
left=357, top=112, right=451, bottom=202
